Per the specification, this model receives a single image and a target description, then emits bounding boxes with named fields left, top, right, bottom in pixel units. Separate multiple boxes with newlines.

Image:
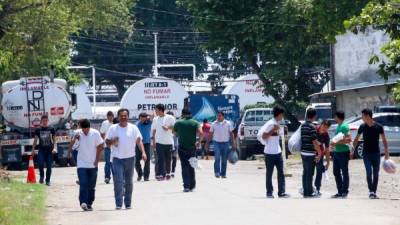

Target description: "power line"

left=135, top=6, right=306, bottom=27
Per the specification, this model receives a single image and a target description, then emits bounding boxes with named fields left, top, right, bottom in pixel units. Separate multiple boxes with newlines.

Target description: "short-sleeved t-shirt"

left=106, top=123, right=142, bottom=159
left=357, top=123, right=384, bottom=154
left=34, top=127, right=56, bottom=151
left=210, top=120, right=233, bottom=142
left=174, top=118, right=199, bottom=150
left=335, top=123, right=350, bottom=152
left=151, top=115, right=176, bottom=145
left=76, top=128, right=104, bottom=168
left=100, top=120, right=113, bottom=135
left=317, top=126, right=330, bottom=153
left=300, top=121, right=317, bottom=155
left=257, top=118, right=284, bottom=154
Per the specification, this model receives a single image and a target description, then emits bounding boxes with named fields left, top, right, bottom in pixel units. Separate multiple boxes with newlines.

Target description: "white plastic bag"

left=331, top=132, right=344, bottom=144
left=288, top=126, right=301, bottom=152
left=189, top=157, right=202, bottom=170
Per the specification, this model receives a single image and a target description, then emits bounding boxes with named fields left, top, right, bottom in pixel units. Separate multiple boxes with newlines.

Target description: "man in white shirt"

left=257, top=106, right=290, bottom=198
left=151, top=104, right=176, bottom=181
left=106, top=108, right=146, bottom=210
left=69, top=119, right=104, bottom=211
left=100, top=111, right=114, bottom=184
left=206, top=111, right=236, bottom=178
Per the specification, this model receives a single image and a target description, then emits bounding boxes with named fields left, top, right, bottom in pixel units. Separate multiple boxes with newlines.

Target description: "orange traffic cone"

left=27, top=155, right=36, bottom=183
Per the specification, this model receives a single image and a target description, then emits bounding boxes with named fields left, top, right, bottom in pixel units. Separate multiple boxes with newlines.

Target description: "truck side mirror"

left=71, top=93, right=77, bottom=106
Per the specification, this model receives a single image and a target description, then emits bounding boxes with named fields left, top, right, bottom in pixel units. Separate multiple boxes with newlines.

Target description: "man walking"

left=136, top=112, right=152, bottom=182
left=173, top=109, right=203, bottom=192
left=151, top=104, right=176, bottom=181
left=70, top=119, right=104, bottom=211
left=300, top=108, right=322, bottom=198
left=206, top=111, right=236, bottom=178
left=106, top=109, right=146, bottom=210
left=257, top=106, right=290, bottom=198
left=314, top=120, right=331, bottom=196
left=32, top=115, right=56, bottom=186
left=353, top=108, right=390, bottom=199
left=100, top=111, right=114, bottom=184
left=331, top=111, right=352, bottom=198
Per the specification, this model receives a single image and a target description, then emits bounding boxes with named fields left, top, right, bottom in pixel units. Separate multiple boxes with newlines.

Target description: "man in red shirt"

left=314, top=120, right=332, bottom=196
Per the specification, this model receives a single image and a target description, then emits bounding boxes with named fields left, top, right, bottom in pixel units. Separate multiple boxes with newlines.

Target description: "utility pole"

left=153, top=32, right=158, bottom=77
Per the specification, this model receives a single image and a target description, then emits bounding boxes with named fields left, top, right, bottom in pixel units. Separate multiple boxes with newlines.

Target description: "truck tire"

left=58, top=158, right=69, bottom=167
left=69, top=157, right=76, bottom=167
left=238, top=141, right=247, bottom=160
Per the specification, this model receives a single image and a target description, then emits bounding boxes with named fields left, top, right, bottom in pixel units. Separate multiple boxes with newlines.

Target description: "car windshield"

left=244, top=110, right=273, bottom=125
left=316, top=108, right=332, bottom=120
left=377, top=107, right=400, bottom=113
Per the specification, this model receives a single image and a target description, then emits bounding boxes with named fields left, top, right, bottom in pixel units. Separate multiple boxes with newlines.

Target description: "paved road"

left=45, top=158, right=400, bottom=225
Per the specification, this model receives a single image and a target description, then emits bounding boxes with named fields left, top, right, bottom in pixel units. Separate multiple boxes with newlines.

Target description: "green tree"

left=0, top=0, right=134, bottom=84
left=179, top=0, right=332, bottom=124
left=72, top=0, right=208, bottom=97
left=393, top=82, right=400, bottom=103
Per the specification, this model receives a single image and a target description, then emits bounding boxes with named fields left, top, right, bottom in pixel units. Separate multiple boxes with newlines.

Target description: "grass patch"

left=0, top=179, right=46, bottom=225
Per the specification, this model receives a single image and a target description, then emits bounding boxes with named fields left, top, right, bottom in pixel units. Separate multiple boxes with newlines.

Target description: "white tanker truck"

left=0, top=76, right=77, bottom=169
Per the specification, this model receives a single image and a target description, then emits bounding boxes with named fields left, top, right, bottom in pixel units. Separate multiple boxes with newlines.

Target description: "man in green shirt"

left=331, top=111, right=352, bottom=198
left=173, top=109, right=203, bottom=192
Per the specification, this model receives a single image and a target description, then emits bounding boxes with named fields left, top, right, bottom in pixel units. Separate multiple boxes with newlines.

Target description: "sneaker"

left=278, top=193, right=291, bottom=198
left=266, top=194, right=274, bottom=199
left=183, top=188, right=191, bottom=192
left=116, top=206, right=122, bottom=210
left=137, top=176, right=142, bottom=182
left=215, top=174, right=220, bottom=178
left=221, top=176, right=227, bottom=179
left=144, top=178, right=150, bottom=182
left=316, top=191, right=322, bottom=197
left=331, top=193, right=342, bottom=199
left=45, top=182, right=51, bottom=186
left=171, top=173, right=175, bottom=178
left=105, top=178, right=110, bottom=184
left=76, top=180, right=80, bottom=185
left=125, top=206, right=132, bottom=210
left=304, top=193, right=319, bottom=198
left=81, top=203, right=88, bottom=211
left=341, top=193, right=348, bottom=199
left=87, top=205, right=93, bottom=211
left=39, top=178, right=44, bottom=184
left=373, top=193, right=379, bottom=199
left=166, top=175, right=171, bottom=180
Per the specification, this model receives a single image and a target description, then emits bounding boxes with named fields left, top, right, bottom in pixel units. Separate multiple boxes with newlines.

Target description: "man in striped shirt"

left=300, top=108, right=322, bottom=198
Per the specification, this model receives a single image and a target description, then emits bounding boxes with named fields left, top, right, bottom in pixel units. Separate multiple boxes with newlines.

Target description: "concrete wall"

left=336, top=85, right=395, bottom=117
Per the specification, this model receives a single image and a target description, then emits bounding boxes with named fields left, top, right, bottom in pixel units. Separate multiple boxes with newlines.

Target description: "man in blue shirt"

left=136, top=112, right=152, bottom=181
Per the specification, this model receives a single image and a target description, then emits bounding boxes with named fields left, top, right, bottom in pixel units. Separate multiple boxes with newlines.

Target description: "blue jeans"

left=333, top=152, right=350, bottom=195
left=213, top=142, right=230, bottom=176
left=363, top=153, right=380, bottom=193
left=112, top=157, right=135, bottom=207
left=302, top=155, right=316, bottom=196
left=104, top=148, right=112, bottom=179
left=314, top=155, right=325, bottom=191
left=265, top=153, right=285, bottom=195
left=77, top=167, right=98, bottom=206
left=38, top=149, right=53, bottom=183
left=72, top=150, right=78, bottom=164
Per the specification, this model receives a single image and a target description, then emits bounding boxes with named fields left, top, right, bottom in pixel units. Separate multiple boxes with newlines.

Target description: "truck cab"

left=237, top=108, right=273, bottom=160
